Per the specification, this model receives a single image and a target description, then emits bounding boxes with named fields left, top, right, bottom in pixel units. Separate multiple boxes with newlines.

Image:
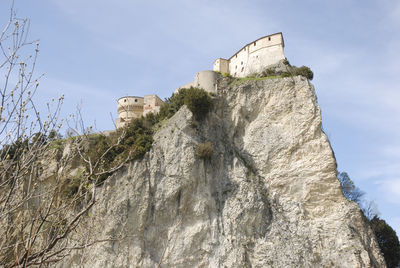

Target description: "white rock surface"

left=60, top=76, right=385, bottom=267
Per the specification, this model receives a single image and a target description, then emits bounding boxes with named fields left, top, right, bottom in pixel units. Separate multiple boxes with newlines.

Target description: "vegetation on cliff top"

left=228, top=61, right=314, bottom=86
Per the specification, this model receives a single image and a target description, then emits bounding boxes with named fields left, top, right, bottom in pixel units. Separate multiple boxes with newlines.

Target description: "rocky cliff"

left=60, top=76, right=385, bottom=267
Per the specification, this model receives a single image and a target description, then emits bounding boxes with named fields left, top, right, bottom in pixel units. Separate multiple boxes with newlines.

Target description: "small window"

left=135, top=99, right=137, bottom=102
left=244, top=47, right=246, bottom=51
left=235, top=65, right=237, bottom=69
left=241, top=61, right=243, bottom=65
left=124, top=99, right=127, bottom=102
left=254, top=42, right=256, bottom=46
left=234, top=72, right=237, bottom=76
left=268, top=37, right=271, bottom=41
left=241, top=67, right=244, bottom=72
left=235, top=55, right=237, bottom=58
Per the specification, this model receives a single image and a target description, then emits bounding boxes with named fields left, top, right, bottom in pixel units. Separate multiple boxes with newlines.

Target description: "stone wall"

left=116, top=95, right=164, bottom=128
left=175, top=70, right=219, bottom=94
left=213, top=33, right=286, bottom=77
left=213, top=58, right=229, bottom=74
left=143, top=95, right=164, bottom=116
left=116, top=96, right=144, bottom=128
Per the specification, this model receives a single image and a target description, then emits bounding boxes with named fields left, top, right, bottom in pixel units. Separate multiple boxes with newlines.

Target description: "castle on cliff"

left=116, top=33, right=285, bottom=128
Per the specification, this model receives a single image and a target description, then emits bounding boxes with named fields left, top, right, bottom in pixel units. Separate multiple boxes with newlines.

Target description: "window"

left=254, top=42, right=256, bottom=46
left=135, top=99, right=137, bottom=102
left=235, top=65, right=237, bottom=69
left=268, top=37, right=271, bottom=41
left=241, top=67, right=244, bottom=72
left=241, top=61, right=243, bottom=65
left=124, top=99, right=127, bottom=102
left=236, top=55, right=237, bottom=58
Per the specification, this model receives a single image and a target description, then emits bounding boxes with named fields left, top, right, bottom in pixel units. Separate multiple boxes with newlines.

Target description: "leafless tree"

left=0, top=3, right=129, bottom=267
left=362, top=200, right=379, bottom=221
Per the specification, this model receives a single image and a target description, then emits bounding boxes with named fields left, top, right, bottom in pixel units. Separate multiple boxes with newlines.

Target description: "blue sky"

left=1, top=0, right=399, bottom=235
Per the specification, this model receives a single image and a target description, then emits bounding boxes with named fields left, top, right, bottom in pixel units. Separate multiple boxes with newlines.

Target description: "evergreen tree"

left=370, top=216, right=400, bottom=268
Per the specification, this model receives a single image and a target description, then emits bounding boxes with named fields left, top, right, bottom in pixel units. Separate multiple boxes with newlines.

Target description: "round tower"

left=194, top=70, right=219, bottom=93
left=116, top=96, right=144, bottom=128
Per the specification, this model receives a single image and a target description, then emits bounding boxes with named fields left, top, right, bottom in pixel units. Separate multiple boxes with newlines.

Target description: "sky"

left=1, top=0, right=399, bottom=235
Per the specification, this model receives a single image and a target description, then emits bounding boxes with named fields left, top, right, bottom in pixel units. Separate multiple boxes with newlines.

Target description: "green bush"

left=222, top=72, right=232, bottom=78
left=261, top=68, right=277, bottom=77
left=195, top=142, right=213, bottom=160
left=370, top=216, right=400, bottom=268
left=158, top=87, right=212, bottom=121
left=158, top=88, right=187, bottom=120
left=280, top=72, right=292, bottom=78
left=84, top=116, right=155, bottom=185
left=183, top=87, right=212, bottom=121
left=282, top=58, right=290, bottom=66
left=293, top=66, right=313, bottom=80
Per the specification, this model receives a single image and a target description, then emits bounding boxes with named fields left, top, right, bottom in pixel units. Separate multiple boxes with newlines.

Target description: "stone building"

left=174, top=70, right=219, bottom=94
left=213, top=32, right=285, bottom=77
left=175, top=33, right=286, bottom=95
left=116, top=95, right=163, bottom=128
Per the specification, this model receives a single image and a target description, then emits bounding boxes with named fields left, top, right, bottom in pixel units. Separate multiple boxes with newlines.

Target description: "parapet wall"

left=214, top=32, right=285, bottom=77
left=116, top=95, right=164, bottom=128
left=143, top=95, right=164, bottom=116
left=175, top=70, right=219, bottom=94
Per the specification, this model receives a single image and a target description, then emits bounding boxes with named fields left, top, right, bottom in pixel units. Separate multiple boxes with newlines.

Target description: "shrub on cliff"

left=293, top=66, right=313, bottom=80
left=195, top=142, right=213, bottom=160
left=158, top=88, right=187, bottom=119
left=370, top=216, right=400, bottom=268
left=159, top=87, right=212, bottom=121
left=183, top=87, right=212, bottom=121
left=261, top=68, right=278, bottom=77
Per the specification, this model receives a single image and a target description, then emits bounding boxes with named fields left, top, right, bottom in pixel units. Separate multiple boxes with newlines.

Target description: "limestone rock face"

left=61, top=76, right=385, bottom=267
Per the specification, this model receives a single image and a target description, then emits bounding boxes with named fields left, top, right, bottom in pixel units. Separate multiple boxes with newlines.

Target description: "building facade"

left=116, top=95, right=163, bottom=128
left=174, top=70, right=219, bottom=94
left=213, top=32, right=285, bottom=77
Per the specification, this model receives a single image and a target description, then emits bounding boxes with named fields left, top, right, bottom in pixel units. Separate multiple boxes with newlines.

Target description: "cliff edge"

left=60, top=76, right=385, bottom=267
